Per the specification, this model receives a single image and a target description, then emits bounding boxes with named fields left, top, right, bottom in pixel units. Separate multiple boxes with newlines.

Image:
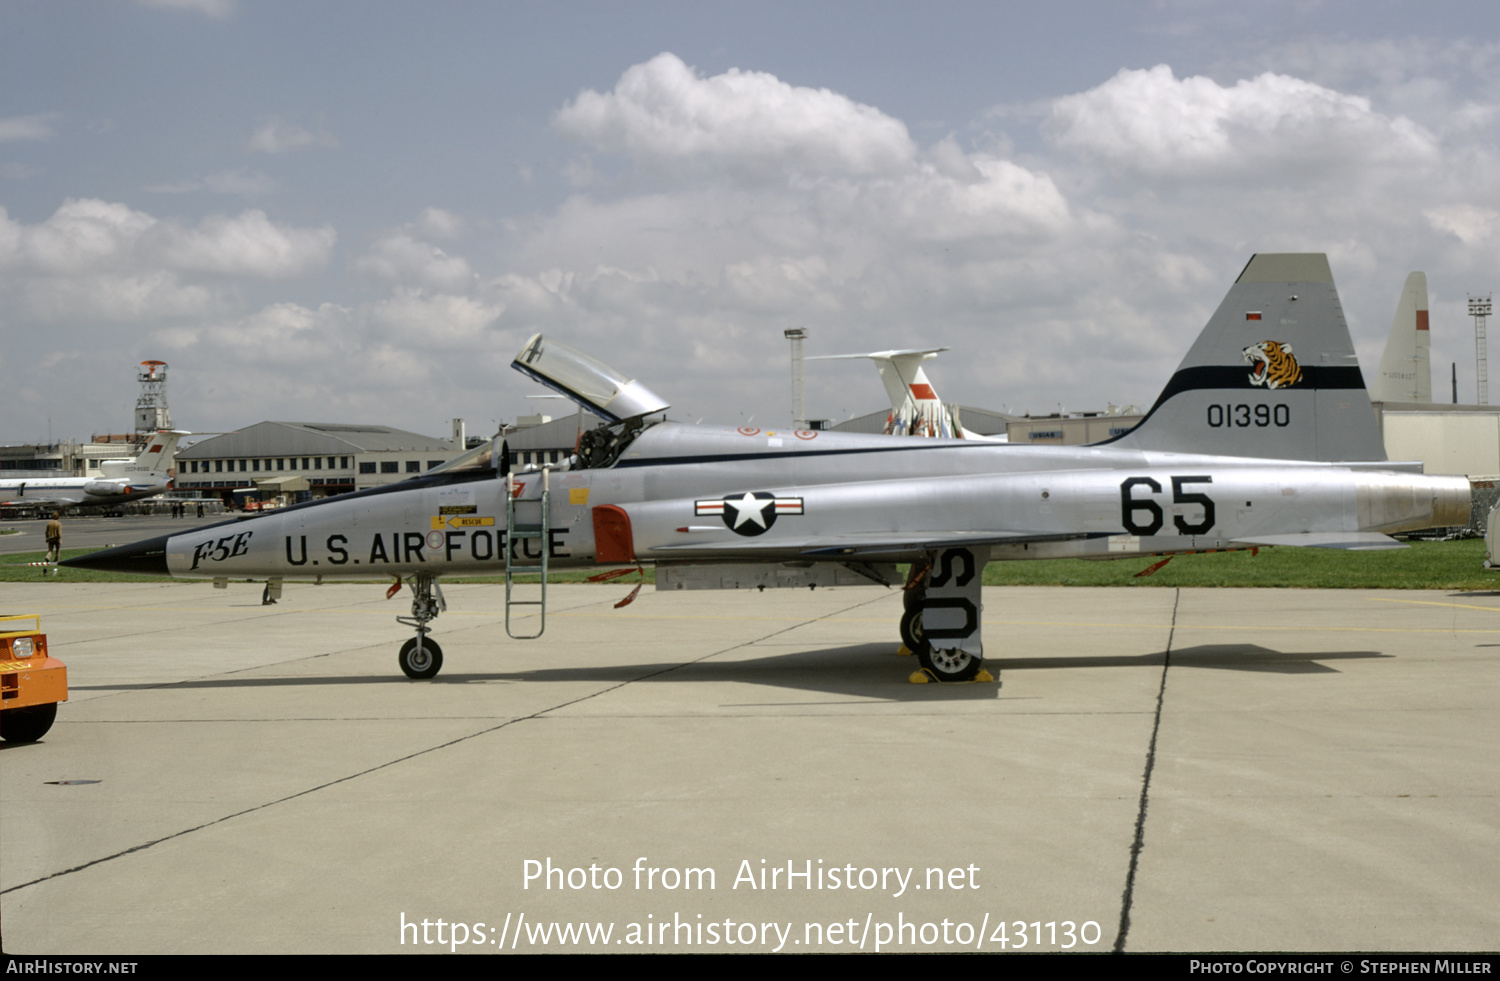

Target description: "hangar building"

left=176, top=420, right=473, bottom=503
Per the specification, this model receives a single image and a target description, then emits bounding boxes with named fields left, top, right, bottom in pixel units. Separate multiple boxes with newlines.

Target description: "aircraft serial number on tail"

left=1119, top=476, right=1215, bottom=536
left=1207, top=404, right=1290, bottom=428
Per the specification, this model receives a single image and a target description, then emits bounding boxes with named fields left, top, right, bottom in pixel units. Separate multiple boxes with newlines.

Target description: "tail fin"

left=1370, top=272, right=1430, bottom=403
left=813, top=347, right=983, bottom=438
left=107, top=430, right=188, bottom=479
left=1106, top=254, right=1386, bottom=461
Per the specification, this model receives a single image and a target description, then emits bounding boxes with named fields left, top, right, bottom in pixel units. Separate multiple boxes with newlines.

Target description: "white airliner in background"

left=0, top=430, right=188, bottom=510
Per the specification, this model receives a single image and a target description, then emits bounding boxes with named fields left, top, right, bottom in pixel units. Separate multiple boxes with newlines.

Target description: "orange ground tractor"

left=1, top=615, right=67, bottom=743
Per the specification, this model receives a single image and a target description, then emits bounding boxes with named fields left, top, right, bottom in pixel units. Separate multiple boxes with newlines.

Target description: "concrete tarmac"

left=2, top=580, right=1496, bottom=954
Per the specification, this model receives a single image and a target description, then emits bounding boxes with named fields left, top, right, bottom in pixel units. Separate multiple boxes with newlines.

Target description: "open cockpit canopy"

left=425, top=335, right=673, bottom=475
left=511, top=334, right=669, bottom=423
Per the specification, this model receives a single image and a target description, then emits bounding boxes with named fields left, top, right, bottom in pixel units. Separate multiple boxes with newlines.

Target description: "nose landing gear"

left=396, top=573, right=446, bottom=679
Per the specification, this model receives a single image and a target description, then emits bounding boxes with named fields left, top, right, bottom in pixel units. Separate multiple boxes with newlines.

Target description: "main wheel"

left=916, top=645, right=982, bottom=683
left=899, top=606, right=926, bottom=653
left=399, top=637, right=444, bottom=680
left=2, top=703, right=58, bottom=743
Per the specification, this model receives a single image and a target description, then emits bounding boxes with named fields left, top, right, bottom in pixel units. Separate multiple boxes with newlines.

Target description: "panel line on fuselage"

left=612, top=440, right=998, bottom=469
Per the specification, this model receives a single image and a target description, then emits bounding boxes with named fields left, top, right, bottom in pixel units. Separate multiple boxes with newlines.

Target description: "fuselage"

left=85, top=421, right=1469, bottom=580
left=0, top=476, right=172, bottom=509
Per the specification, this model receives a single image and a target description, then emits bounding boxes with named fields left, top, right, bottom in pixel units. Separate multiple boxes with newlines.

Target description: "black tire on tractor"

left=2, top=703, right=58, bottom=743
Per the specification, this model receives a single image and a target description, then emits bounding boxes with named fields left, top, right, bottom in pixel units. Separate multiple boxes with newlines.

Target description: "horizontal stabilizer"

left=1231, top=532, right=1406, bottom=550
left=1343, top=460, right=1425, bottom=474
left=809, top=348, right=949, bottom=361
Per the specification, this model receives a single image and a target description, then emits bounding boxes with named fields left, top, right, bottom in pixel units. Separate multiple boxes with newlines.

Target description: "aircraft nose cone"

left=61, top=535, right=172, bottom=576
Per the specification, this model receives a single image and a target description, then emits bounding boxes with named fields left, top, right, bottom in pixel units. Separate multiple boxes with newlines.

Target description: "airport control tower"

left=134, top=360, right=173, bottom=435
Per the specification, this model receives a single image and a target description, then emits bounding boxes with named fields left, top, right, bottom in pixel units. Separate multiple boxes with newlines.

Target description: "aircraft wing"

left=0, top=493, right=75, bottom=508
left=654, top=528, right=1406, bottom=555
left=650, top=530, right=1088, bottom=557
left=651, top=530, right=1405, bottom=558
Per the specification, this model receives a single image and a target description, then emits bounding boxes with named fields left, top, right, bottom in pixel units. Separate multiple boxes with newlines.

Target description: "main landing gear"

left=901, top=549, right=992, bottom=684
left=396, top=572, right=446, bottom=679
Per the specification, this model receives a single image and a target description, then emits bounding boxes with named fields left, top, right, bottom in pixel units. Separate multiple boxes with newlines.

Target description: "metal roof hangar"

left=177, top=420, right=473, bottom=502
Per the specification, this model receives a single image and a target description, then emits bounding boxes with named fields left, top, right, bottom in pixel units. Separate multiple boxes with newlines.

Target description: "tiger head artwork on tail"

left=1242, top=341, right=1303, bottom=390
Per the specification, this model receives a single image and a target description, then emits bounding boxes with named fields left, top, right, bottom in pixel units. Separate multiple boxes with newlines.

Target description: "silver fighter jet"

left=65, top=254, right=1470, bottom=683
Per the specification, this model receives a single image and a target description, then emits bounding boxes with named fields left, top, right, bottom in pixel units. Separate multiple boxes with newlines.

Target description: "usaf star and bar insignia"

left=695, top=492, right=804, bottom=536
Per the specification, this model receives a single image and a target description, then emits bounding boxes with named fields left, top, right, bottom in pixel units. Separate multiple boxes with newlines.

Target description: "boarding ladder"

left=504, top=467, right=550, bottom=639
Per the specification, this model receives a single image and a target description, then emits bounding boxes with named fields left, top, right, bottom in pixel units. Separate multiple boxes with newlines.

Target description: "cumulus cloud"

left=1424, top=204, right=1498, bottom=245
left=117, top=52, right=1475, bottom=436
left=352, top=234, right=475, bottom=292
left=150, top=303, right=389, bottom=414
left=0, top=199, right=334, bottom=278
left=1224, top=37, right=1500, bottom=121
left=352, top=208, right=478, bottom=291
left=523, top=52, right=1488, bottom=423
left=543, top=55, right=1081, bottom=276
left=0, top=199, right=335, bottom=323
left=16, top=271, right=222, bottom=322
left=172, top=302, right=351, bottom=360
left=148, top=294, right=517, bottom=423
left=1047, top=64, right=1438, bottom=182
left=247, top=117, right=337, bottom=154
left=155, top=209, right=336, bottom=277
left=555, top=52, right=918, bottom=181
left=499, top=54, right=1148, bottom=423
left=885, top=157, right=1074, bottom=242
left=13, top=51, right=1498, bottom=441
left=0, top=113, right=62, bottom=143
left=369, top=290, right=502, bottom=344
left=1, top=199, right=157, bottom=274
left=412, top=207, right=465, bottom=240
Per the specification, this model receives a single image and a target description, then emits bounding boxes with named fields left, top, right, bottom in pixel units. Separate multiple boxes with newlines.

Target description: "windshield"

left=511, top=334, right=669, bottom=422
left=426, top=437, right=507, bottom=476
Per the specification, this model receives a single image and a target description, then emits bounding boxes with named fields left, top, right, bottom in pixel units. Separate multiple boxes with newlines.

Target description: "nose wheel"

left=398, top=636, right=443, bottom=680
left=395, top=573, right=447, bottom=680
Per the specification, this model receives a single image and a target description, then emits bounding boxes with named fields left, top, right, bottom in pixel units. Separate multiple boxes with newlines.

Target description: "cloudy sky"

left=3, top=1, right=1497, bottom=444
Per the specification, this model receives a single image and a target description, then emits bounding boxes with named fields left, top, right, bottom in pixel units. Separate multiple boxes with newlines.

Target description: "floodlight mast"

left=1471, top=294, right=1492, bottom=404
left=784, top=327, right=808, bottom=429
